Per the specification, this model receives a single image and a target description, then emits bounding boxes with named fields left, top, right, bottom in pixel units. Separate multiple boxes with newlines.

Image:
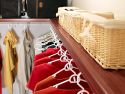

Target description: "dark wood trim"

left=0, top=19, right=50, bottom=22
left=50, top=19, right=125, bottom=94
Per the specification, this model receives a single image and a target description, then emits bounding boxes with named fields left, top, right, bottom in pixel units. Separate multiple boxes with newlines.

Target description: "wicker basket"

left=79, top=16, right=125, bottom=69
left=58, top=7, right=125, bottom=69
left=57, top=7, right=114, bottom=43
left=58, top=7, right=89, bottom=42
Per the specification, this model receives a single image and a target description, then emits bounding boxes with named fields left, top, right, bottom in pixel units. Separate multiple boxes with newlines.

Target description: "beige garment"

left=17, top=27, right=34, bottom=94
left=3, top=29, right=18, bottom=94
left=24, top=27, right=34, bottom=81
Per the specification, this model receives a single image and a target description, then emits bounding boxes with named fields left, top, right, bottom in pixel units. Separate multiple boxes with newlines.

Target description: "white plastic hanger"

left=77, top=90, right=89, bottom=94
left=76, top=73, right=89, bottom=94
left=48, top=50, right=69, bottom=64
left=53, top=72, right=89, bottom=94
left=35, top=38, right=54, bottom=47
left=48, top=43, right=64, bottom=58
left=34, top=47, right=45, bottom=52
left=24, top=22, right=30, bottom=32
left=52, top=59, right=78, bottom=78
left=24, top=24, right=27, bottom=31
left=50, top=27, right=61, bottom=48
left=36, top=31, right=52, bottom=41
left=35, top=27, right=57, bottom=46
left=53, top=73, right=78, bottom=88
left=35, top=38, right=52, bottom=47
left=35, top=28, right=60, bottom=52
left=77, top=73, right=84, bottom=89
left=8, top=24, right=13, bottom=31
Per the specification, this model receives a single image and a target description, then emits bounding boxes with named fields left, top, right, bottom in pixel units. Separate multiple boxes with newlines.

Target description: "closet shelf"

left=50, top=19, right=125, bottom=94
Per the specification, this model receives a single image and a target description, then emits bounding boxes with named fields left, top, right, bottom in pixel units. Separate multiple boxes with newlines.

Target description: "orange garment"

left=34, top=70, right=93, bottom=94
left=3, top=30, right=18, bottom=94
left=34, top=76, right=67, bottom=92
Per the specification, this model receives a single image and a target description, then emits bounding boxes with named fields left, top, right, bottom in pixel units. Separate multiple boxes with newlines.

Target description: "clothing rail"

left=0, top=19, right=125, bottom=94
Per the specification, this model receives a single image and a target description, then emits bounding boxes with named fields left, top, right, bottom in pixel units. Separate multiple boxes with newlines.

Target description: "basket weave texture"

left=58, top=7, right=125, bottom=69
left=59, top=11, right=84, bottom=43
left=80, top=24, right=125, bottom=69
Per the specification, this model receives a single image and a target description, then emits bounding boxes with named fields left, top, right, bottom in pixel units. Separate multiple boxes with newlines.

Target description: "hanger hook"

left=8, top=24, right=13, bottom=30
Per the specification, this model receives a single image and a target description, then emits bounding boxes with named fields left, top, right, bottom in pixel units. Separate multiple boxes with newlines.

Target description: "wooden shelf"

left=50, top=19, right=125, bottom=94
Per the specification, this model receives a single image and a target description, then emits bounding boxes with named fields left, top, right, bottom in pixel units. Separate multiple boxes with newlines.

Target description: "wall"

left=0, top=22, right=51, bottom=55
left=72, top=0, right=125, bottom=19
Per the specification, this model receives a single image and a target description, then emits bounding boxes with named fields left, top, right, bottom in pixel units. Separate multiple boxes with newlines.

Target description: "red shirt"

left=34, top=75, right=92, bottom=93
left=27, top=63, right=60, bottom=91
left=34, top=55, right=60, bottom=67
left=34, top=48, right=59, bottom=61
left=34, top=46, right=68, bottom=61
left=27, top=61, right=68, bottom=91
left=34, top=64, right=83, bottom=92
left=34, top=70, right=74, bottom=92
left=34, top=76, right=67, bottom=92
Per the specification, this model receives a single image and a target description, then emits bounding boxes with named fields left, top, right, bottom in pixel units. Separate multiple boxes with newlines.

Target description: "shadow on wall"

left=68, top=0, right=73, bottom=6
left=72, top=0, right=125, bottom=19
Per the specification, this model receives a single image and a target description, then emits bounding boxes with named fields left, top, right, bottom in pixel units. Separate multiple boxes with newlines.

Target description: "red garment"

left=34, top=75, right=92, bottom=93
left=34, top=65, right=81, bottom=92
left=0, top=49, right=2, bottom=94
left=27, top=63, right=60, bottom=91
left=34, top=70, right=74, bottom=91
left=57, top=80, right=92, bottom=93
left=34, top=46, right=67, bottom=61
left=27, top=61, right=67, bottom=91
left=35, top=76, right=92, bottom=94
left=33, top=86, right=80, bottom=94
left=0, top=49, right=2, bottom=71
left=34, top=76, right=67, bottom=92
left=34, top=48, right=59, bottom=61
left=34, top=55, right=60, bottom=67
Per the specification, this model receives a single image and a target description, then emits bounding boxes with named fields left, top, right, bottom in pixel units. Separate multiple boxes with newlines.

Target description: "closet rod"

left=0, top=19, right=50, bottom=22
left=0, top=22, right=31, bottom=24
left=0, top=22, right=50, bottom=24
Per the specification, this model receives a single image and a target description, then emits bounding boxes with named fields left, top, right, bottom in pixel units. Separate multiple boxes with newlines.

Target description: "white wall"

left=72, top=0, right=125, bottom=19
left=0, top=22, right=51, bottom=55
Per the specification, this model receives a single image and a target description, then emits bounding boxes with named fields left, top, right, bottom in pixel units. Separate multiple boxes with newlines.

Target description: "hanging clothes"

left=3, top=29, right=18, bottom=94
left=27, top=56, right=68, bottom=91
left=34, top=31, right=54, bottom=54
left=23, top=27, right=34, bottom=81
left=17, top=27, right=34, bottom=94
left=34, top=72, right=74, bottom=92
left=34, top=48, right=59, bottom=61
left=27, top=63, right=60, bottom=91
left=34, top=45, right=67, bottom=61
left=34, top=54, right=60, bottom=67
left=34, top=62, right=80, bottom=92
